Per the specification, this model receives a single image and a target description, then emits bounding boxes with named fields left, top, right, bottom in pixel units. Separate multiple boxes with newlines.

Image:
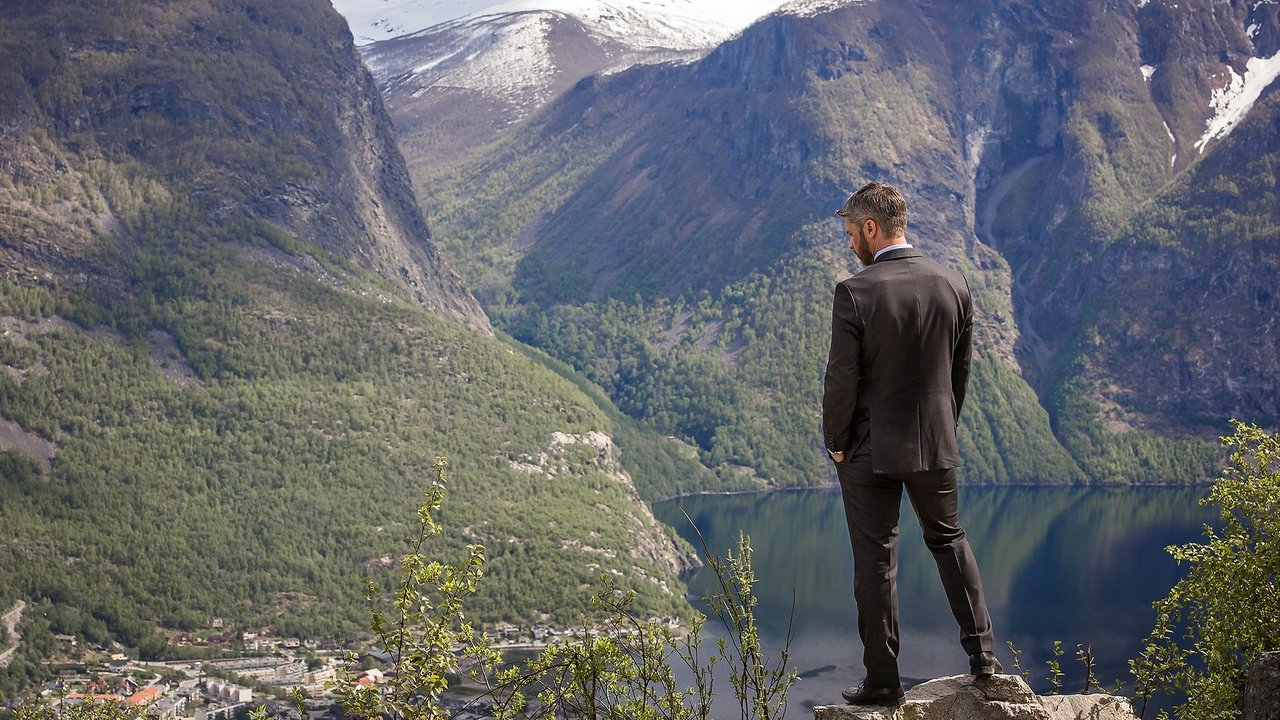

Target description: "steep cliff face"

left=0, top=0, right=488, bottom=332
left=304, top=44, right=489, bottom=331
left=1075, top=86, right=1280, bottom=436
left=941, top=0, right=1280, bottom=454
left=966, top=0, right=1279, bottom=388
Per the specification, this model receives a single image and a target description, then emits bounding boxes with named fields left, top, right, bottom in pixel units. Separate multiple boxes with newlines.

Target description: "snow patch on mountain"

left=358, top=8, right=712, bottom=124
left=778, top=0, right=868, bottom=18
left=331, top=0, right=480, bottom=42
left=418, top=13, right=559, bottom=110
left=1194, top=50, right=1280, bottom=153
left=332, top=0, right=791, bottom=46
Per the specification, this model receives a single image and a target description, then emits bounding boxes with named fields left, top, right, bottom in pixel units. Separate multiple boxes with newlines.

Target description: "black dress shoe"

left=841, top=682, right=905, bottom=705
left=969, top=651, right=1004, bottom=677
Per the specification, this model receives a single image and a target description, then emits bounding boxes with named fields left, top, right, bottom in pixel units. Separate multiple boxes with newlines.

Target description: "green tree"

left=334, top=458, right=494, bottom=720
left=334, top=459, right=796, bottom=720
left=1130, top=421, right=1280, bottom=719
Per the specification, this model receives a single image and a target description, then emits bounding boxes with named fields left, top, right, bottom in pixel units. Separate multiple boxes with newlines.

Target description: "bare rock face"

left=813, top=675, right=1137, bottom=720
left=1240, top=652, right=1280, bottom=720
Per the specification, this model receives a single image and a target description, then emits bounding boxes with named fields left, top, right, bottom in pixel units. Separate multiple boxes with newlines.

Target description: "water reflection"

left=653, top=486, right=1213, bottom=715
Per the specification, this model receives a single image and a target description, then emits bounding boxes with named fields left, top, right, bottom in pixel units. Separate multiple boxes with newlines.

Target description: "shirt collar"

left=873, top=242, right=913, bottom=262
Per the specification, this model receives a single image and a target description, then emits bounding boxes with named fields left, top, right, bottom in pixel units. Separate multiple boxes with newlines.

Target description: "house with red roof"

left=125, top=686, right=163, bottom=707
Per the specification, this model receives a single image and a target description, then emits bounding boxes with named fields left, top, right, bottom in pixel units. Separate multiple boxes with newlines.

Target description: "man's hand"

left=828, top=450, right=845, bottom=463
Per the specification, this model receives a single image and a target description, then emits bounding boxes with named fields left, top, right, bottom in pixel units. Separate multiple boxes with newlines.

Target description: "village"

left=1, top=616, right=664, bottom=720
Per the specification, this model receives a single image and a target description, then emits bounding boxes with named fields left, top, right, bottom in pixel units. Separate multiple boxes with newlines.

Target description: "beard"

left=853, top=227, right=875, bottom=266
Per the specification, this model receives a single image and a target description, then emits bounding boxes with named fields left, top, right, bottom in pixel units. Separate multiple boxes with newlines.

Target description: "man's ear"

left=864, top=218, right=878, bottom=238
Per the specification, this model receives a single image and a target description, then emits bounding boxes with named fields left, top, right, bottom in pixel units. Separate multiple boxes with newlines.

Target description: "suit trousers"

left=834, top=449, right=994, bottom=689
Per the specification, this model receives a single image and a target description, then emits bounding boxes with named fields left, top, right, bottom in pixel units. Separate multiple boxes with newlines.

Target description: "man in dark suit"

left=822, top=182, right=1000, bottom=706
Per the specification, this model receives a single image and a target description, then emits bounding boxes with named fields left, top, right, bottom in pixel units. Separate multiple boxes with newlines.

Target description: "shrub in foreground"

left=1130, top=421, right=1280, bottom=720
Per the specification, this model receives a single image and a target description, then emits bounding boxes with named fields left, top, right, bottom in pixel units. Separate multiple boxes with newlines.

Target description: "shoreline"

left=647, top=478, right=1215, bottom=504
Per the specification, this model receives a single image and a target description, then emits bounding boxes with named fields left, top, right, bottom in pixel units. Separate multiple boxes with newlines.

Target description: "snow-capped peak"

left=338, top=0, right=870, bottom=151
left=339, top=0, right=806, bottom=131
left=778, top=0, right=868, bottom=19
left=332, top=0, right=792, bottom=47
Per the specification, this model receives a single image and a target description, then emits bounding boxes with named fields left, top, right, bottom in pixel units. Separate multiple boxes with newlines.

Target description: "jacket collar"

left=872, top=246, right=921, bottom=264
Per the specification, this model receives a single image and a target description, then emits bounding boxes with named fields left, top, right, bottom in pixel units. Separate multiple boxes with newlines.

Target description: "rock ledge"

left=813, top=675, right=1137, bottom=720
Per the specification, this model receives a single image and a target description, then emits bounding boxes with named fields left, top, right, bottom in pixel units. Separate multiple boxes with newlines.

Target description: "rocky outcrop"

left=508, top=430, right=700, bottom=580
left=0, top=601, right=26, bottom=668
left=1240, top=652, right=1280, bottom=720
left=813, top=675, right=1137, bottom=720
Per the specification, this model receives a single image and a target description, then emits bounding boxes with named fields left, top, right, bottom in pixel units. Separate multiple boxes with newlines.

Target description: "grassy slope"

left=0, top=240, right=694, bottom=694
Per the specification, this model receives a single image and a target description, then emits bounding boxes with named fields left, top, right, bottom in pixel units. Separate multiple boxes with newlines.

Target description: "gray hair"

left=836, top=182, right=907, bottom=238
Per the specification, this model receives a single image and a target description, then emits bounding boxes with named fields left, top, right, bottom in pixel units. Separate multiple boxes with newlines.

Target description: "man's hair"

left=836, top=182, right=908, bottom=238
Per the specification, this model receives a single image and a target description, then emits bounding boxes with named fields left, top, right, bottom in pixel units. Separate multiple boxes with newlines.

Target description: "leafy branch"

left=328, top=459, right=796, bottom=720
left=1129, top=421, right=1280, bottom=720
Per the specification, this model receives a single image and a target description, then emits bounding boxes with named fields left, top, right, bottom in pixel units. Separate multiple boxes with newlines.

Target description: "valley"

left=0, top=0, right=1277, bottom=703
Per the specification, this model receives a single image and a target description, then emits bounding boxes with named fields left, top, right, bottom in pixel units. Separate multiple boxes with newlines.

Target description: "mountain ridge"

left=397, top=0, right=1279, bottom=487
left=334, top=0, right=791, bottom=47
left=345, top=0, right=799, bottom=169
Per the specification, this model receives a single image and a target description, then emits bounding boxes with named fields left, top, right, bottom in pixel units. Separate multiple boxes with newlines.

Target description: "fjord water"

left=653, top=485, right=1214, bottom=714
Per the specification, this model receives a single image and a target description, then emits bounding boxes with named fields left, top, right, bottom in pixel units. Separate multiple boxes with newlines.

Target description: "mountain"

left=394, top=0, right=1279, bottom=488
left=0, top=0, right=699, bottom=694
left=336, top=0, right=790, bottom=167
left=332, top=0, right=788, bottom=46
left=1049, top=78, right=1280, bottom=480
left=0, top=0, right=488, bottom=332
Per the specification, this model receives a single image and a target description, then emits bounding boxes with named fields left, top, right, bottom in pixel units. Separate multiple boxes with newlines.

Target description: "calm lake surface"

left=652, top=485, right=1215, bottom=716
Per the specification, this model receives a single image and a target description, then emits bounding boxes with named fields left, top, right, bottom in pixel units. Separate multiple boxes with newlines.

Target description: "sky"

left=329, top=0, right=795, bottom=45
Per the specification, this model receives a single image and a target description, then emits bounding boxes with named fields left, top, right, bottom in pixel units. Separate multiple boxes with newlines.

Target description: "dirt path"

left=0, top=600, right=26, bottom=667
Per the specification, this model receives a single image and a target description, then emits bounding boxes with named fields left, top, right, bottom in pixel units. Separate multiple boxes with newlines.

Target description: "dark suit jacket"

left=822, top=246, right=973, bottom=474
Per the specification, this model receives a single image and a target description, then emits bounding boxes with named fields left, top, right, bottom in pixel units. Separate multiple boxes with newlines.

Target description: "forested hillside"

left=398, top=0, right=1278, bottom=488
left=0, top=0, right=696, bottom=696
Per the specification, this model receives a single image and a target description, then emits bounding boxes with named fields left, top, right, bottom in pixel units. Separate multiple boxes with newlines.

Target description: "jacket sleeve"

left=823, top=282, right=862, bottom=452
left=951, top=277, right=974, bottom=421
